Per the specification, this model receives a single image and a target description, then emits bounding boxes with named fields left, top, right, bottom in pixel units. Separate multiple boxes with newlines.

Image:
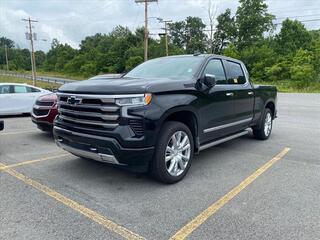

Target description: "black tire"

left=150, top=121, right=194, bottom=184
left=252, top=108, right=273, bottom=140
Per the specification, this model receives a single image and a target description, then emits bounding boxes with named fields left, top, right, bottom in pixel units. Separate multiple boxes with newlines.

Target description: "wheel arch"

left=159, top=106, right=199, bottom=152
left=265, top=100, right=276, bottom=119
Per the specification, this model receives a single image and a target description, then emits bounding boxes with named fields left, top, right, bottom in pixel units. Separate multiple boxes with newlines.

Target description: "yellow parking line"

left=0, top=162, right=145, bottom=240
left=0, top=153, right=70, bottom=172
left=0, top=129, right=37, bottom=136
left=170, top=147, right=291, bottom=240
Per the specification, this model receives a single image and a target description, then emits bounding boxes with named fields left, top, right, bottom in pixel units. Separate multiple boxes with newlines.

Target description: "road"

left=0, top=93, right=319, bottom=240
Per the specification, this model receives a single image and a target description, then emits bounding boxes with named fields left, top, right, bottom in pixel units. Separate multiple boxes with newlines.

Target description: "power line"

left=274, top=18, right=320, bottom=25
left=276, top=14, right=320, bottom=20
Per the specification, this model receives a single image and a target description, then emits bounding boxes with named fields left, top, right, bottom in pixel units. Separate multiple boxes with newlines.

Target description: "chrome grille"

left=57, top=93, right=121, bottom=130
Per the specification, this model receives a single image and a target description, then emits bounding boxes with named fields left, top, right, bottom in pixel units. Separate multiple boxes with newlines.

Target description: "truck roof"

left=158, top=54, right=243, bottom=64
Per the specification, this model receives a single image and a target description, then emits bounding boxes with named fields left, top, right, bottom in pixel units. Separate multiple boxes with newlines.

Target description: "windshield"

left=125, top=56, right=204, bottom=80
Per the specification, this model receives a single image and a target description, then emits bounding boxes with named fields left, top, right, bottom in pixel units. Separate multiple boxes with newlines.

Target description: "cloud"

left=1, top=0, right=319, bottom=52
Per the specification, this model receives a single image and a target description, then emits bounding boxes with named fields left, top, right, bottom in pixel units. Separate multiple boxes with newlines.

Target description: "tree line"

left=0, top=0, right=319, bottom=87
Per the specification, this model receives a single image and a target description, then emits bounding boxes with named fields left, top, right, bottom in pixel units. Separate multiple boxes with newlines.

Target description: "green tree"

left=290, top=48, right=315, bottom=84
left=275, top=19, right=312, bottom=55
left=235, top=0, right=274, bottom=50
left=0, top=37, right=14, bottom=48
left=212, top=9, right=236, bottom=54
left=125, top=56, right=143, bottom=71
left=169, top=17, right=206, bottom=53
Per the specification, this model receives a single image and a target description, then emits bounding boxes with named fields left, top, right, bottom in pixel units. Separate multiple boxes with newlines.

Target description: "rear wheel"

left=150, top=121, right=194, bottom=184
left=252, top=108, right=273, bottom=140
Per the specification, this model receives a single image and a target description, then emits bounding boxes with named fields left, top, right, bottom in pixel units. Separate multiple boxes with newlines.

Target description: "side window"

left=0, top=85, right=12, bottom=94
left=14, top=85, right=28, bottom=93
left=226, top=61, right=246, bottom=85
left=27, top=87, right=40, bottom=93
left=203, top=59, right=227, bottom=84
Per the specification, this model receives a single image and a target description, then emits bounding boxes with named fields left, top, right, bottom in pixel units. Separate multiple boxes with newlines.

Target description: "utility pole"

left=4, top=45, right=9, bottom=71
left=158, top=19, right=172, bottom=56
left=22, top=17, right=38, bottom=86
left=135, top=0, right=158, bottom=61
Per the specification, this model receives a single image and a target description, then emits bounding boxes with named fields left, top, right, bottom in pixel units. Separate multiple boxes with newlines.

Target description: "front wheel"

left=252, top=108, right=273, bottom=140
left=150, top=121, right=194, bottom=184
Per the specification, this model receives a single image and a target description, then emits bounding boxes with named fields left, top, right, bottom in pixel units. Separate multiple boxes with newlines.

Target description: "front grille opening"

left=33, top=109, right=50, bottom=116
left=36, top=101, right=54, bottom=107
left=61, top=112, right=118, bottom=124
left=59, top=104, right=119, bottom=114
left=62, top=119, right=107, bottom=130
left=57, top=94, right=120, bottom=131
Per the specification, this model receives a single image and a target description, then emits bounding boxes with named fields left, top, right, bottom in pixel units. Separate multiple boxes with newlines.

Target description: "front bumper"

left=31, top=108, right=58, bottom=131
left=53, top=126, right=154, bottom=172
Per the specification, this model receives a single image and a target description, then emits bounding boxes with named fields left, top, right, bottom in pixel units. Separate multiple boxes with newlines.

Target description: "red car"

left=31, top=93, right=58, bottom=131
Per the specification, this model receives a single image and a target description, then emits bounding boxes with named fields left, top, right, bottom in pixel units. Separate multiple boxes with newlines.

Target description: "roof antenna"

left=193, top=52, right=201, bottom=56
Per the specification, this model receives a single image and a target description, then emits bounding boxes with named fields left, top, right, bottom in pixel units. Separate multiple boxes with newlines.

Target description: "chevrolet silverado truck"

left=53, top=54, right=277, bottom=183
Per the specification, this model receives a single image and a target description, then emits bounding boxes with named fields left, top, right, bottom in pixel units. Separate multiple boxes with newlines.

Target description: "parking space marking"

left=170, top=147, right=291, bottom=240
left=0, top=129, right=37, bottom=136
left=0, top=162, right=145, bottom=240
left=0, top=153, right=70, bottom=172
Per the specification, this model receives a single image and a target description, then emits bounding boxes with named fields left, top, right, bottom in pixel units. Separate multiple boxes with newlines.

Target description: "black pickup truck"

left=53, top=54, right=277, bottom=183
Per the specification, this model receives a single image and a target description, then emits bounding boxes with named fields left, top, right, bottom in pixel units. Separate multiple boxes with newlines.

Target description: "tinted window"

left=27, top=87, right=40, bottom=92
left=14, top=85, right=27, bottom=93
left=125, top=56, right=205, bottom=80
left=226, top=61, right=246, bottom=84
left=0, top=85, right=12, bottom=94
left=203, top=59, right=227, bottom=84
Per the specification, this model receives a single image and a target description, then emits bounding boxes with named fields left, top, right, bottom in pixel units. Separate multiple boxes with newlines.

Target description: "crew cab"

left=53, top=54, right=277, bottom=183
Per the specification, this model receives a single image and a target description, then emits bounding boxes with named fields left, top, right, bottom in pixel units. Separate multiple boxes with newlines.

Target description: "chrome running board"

left=199, top=129, right=249, bottom=151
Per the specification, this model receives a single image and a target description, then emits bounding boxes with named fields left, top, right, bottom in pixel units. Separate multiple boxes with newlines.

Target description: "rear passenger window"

left=226, top=61, right=246, bottom=85
left=14, top=85, right=27, bottom=93
left=27, top=87, right=40, bottom=92
left=0, top=85, right=12, bottom=94
left=203, top=59, right=227, bottom=84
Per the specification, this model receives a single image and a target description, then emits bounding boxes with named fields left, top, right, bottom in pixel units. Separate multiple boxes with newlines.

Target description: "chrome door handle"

left=248, top=91, right=254, bottom=95
left=226, top=92, right=234, bottom=97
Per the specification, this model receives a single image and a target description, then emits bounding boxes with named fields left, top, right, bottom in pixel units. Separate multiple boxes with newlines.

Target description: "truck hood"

left=58, top=77, right=196, bottom=94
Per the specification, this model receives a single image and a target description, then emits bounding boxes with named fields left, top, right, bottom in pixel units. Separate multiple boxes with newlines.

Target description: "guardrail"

left=0, top=71, right=78, bottom=84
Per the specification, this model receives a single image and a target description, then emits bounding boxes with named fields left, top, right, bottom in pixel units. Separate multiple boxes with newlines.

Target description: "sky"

left=1, top=0, right=320, bottom=52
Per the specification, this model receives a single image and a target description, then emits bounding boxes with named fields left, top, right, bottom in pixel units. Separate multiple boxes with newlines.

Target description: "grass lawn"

left=252, top=80, right=320, bottom=93
left=23, top=70, right=84, bottom=80
left=0, top=75, right=61, bottom=90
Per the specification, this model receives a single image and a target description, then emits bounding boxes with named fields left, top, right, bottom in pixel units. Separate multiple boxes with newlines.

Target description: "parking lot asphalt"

left=0, top=93, right=319, bottom=240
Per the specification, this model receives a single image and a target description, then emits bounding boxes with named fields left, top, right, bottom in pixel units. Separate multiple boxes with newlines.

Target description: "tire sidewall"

left=261, top=108, right=273, bottom=139
left=152, top=121, right=194, bottom=183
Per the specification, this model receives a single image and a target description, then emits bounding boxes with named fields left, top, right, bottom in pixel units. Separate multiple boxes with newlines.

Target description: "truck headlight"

left=115, top=93, right=152, bottom=106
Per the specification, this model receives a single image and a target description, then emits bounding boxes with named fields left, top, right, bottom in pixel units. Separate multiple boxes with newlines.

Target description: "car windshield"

left=125, top=56, right=204, bottom=80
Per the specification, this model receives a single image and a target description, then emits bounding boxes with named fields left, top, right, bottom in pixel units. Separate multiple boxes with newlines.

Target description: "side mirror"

left=203, top=74, right=216, bottom=88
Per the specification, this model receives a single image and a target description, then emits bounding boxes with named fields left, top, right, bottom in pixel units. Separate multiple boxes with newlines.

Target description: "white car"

left=0, top=83, right=51, bottom=116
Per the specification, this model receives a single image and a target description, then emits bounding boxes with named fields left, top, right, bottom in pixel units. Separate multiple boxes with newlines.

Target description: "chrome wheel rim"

left=264, top=112, right=272, bottom=136
left=165, top=131, right=191, bottom=177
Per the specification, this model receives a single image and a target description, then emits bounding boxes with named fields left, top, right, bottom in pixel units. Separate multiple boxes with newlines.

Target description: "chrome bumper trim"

left=56, top=140, right=122, bottom=165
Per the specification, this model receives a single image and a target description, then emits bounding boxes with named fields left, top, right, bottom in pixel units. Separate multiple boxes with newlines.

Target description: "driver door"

left=198, top=58, right=234, bottom=144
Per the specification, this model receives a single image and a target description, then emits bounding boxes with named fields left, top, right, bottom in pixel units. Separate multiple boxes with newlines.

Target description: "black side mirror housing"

left=203, top=74, right=216, bottom=88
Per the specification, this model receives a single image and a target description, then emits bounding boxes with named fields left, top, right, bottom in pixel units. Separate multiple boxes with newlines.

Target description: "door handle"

left=248, top=91, right=254, bottom=95
left=226, top=92, right=234, bottom=97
